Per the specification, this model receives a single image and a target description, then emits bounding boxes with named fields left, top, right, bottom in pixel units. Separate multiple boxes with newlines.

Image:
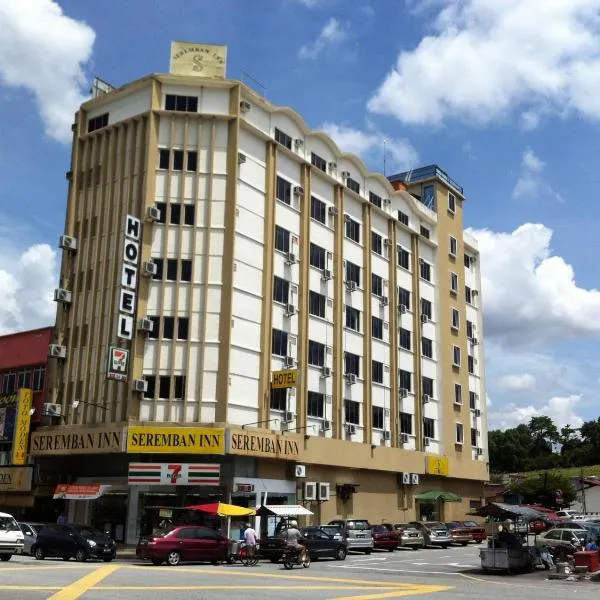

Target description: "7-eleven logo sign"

left=167, top=464, right=182, bottom=484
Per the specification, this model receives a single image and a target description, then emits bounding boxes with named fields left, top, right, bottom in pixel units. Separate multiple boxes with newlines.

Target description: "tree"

left=509, top=472, right=576, bottom=509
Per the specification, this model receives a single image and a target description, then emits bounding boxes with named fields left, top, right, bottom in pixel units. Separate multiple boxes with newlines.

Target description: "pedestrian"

left=243, top=521, right=257, bottom=563
left=56, top=512, right=67, bottom=525
left=585, top=539, right=598, bottom=551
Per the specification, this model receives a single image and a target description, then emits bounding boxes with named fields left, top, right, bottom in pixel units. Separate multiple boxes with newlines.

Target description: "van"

left=0, top=512, right=24, bottom=561
left=328, top=519, right=373, bottom=553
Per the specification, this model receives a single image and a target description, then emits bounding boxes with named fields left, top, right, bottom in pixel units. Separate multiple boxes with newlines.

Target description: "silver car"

left=18, top=523, right=46, bottom=555
left=328, top=519, right=374, bottom=553
left=409, top=521, right=453, bottom=548
left=394, top=523, right=425, bottom=549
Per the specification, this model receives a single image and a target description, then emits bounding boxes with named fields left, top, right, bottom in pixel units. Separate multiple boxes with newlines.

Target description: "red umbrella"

left=185, top=502, right=255, bottom=517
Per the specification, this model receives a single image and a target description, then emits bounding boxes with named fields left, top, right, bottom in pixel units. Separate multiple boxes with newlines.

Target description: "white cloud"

left=520, top=110, right=541, bottom=131
left=299, top=18, right=349, bottom=60
left=469, top=223, right=600, bottom=347
left=321, top=123, right=418, bottom=172
left=368, top=0, right=600, bottom=127
left=512, top=148, right=564, bottom=201
left=0, top=0, right=95, bottom=143
left=497, top=373, right=537, bottom=392
left=489, top=395, right=584, bottom=431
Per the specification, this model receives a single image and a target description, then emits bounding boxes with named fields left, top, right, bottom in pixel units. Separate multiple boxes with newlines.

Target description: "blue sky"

left=2, top=0, right=600, bottom=431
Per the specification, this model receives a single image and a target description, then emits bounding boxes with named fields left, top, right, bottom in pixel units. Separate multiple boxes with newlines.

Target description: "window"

left=174, top=375, right=186, bottom=400
left=372, top=405, right=384, bottom=429
left=171, top=204, right=181, bottom=225
left=152, top=258, right=164, bottom=280
left=166, top=259, right=178, bottom=281
left=155, top=201, right=167, bottom=224
left=422, top=184, right=435, bottom=210
left=310, top=243, right=326, bottom=269
left=345, top=306, right=360, bottom=331
left=420, top=260, right=431, bottom=282
left=453, top=345, right=461, bottom=367
left=163, top=317, right=175, bottom=340
left=273, top=276, right=290, bottom=304
left=456, top=423, right=464, bottom=444
left=311, top=196, right=326, bottom=224
left=17, top=369, right=30, bottom=389
left=181, top=260, right=192, bottom=282
left=448, top=192, right=456, bottom=214
left=452, top=308, right=460, bottom=330
left=469, top=391, right=477, bottom=409
left=420, top=298, right=432, bottom=320
left=143, top=375, right=155, bottom=399
left=465, top=286, right=472, bottom=304
left=420, top=225, right=430, bottom=239
left=159, top=149, right=170, bottom=170
left=176, top=528, right=196, bottom=540
left=372, top=274, right=383, bottom=297
left=177, top=318, right=189, bottom=340
left=399, top=370, right=412, bottom=392
left=274, top=128, right=292, bottom=149
left=308, top=392, right=324, bottom=417
left=173, top=150, right=184, bottom=171
left=184, top=204, right=195, bottom=225
left=344, top=399, right=360, bottom=424
left=32, top=367, right=45, bottom=391
left=371, top=231, right=382, bottom=255
left=372, top=360, right=383, bottom=384
left=272, top=329, right=288, bottom=357
left=148, top=316, right=160, bottom=339
left=397, top=246, right=410, bottom=270
left=454, top=384, right=462, bottom=405
left=399, top=328, right=411, bottom=350
left=422, top=337, right=432, bottom=359
left=468, top=355, right=475, bottom=374
left=450, top=272, right=458, bottom=294
left=345, top=216, right=360, bottom=243
left=165, top=94, right=198, bottom=112
left=276, top=176, right=291, bottom=205
left=346, top=177, right=360, bottom=194
left=159, top=375, right=170, bottom=399
left=423, top=417, right=435, bottom=439
left=369, top=192, right=382, bottom=208
left=187, top=151, right=197, bottom=172
left=308, top=340, right=325, bottom=366
left=422, top=376, right=434, bottom=397
left=345, top=261, right=360, bottom=286
left=471, top=428, right=478, bottom=447
left=466, top=320, right=474, bottom=339
left=311, top=152, right=327, bottom=172
left=344, top=352, right=360, bottom=377
left=372, top=316, right=383, bottom=340
left=464, top=254, right=472, bottom=268
left=398, top=287, right=410, bottom=310
left=398, top=210, right=409, bottom=226
left=309, top=291, right=326, bottom=318
left=87, top=113, right=108, bottom=133
left=449, top=236, right=457, bottom=257
left=400, top=412, right=413, bottom=435
left=270, top=387, right=287, bottom=411
left=275, top=225, right=290, bottom=253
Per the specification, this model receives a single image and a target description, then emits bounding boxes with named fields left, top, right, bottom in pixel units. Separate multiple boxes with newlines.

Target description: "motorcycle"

left=281, top=544, right=310, bottom=570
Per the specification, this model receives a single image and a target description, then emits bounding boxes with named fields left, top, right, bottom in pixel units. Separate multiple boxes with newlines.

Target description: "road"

left=0, top=544, right=598, bottom=599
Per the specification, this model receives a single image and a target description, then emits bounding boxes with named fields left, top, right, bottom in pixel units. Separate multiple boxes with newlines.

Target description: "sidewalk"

left=116, top=546, right=139, bottom=561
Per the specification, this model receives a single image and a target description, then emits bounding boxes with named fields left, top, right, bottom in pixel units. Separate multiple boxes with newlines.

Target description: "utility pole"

left=581, top=468, right=587, bottom=514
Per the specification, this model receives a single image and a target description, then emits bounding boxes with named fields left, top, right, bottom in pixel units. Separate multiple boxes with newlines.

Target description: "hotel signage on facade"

left=127, top=427, right=226, bottom=454
left=30, top=425, right=126, bottom=456
left=0, top=466, right=33, bottom=492
left=228, top=429, right=301, bottom=459
left=169, top=41, right=227, bottom=78
left=117, top=215, right=142, bottom=341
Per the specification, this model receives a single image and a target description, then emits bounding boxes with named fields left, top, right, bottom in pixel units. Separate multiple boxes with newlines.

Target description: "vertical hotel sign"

left=117, top=215, right=142, bottom=341
left=12, top=388, right=32, bottom=465
left=169, top=41, right=227, bottom=78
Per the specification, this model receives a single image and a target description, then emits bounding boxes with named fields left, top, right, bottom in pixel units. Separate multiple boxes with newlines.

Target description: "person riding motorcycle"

left=283, top=520, right=307, bottom=563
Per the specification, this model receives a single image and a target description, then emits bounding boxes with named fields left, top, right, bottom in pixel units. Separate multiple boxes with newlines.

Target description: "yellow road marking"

left=47, top=564, right=121, bottom=600
left=330, top=587, right=451, bottom=600
left=95, top=585, right=427, bottom=591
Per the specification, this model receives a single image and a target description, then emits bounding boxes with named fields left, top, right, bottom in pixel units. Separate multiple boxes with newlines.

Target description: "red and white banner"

left=53, top=484, right=111, bottom=500
left=128, top=463, right=220, bottom=486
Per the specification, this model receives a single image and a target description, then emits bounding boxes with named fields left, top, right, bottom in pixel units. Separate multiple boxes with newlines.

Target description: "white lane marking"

left=347, top=557, right=388, bottom=564
left=331, top=564, right=462, bottom=575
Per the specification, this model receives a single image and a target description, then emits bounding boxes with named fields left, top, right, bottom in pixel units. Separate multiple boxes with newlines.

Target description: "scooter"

left=281, top=545, right=310, bottom=570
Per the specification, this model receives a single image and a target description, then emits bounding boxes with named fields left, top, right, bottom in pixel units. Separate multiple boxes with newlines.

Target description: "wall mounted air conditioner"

left=146, top=205, right=160, bottom=222
left=59, top=235, right=77, bottom=251
left=43, top=403, right=62, bottom=417
left=345, top=373, right=357, bottom=385
left=328, top=206, right=338, bottom=216
left=400, top=433, right=409, bottom=444
left=320, top=366, right=332, bottom=378
left=345, top=423, right=356, bottom=435
left=285, top=304, right=296, bottom=316
left=48, top=344, right=67, bottom=359
left=304, top=481, right=317, bottom=501
left=382, top=431, right=391, bottom=441
left=295, top=464, right=306, bottom=478
left=321, top=269, right=332, bottom=281
left=400, top=472, right=410, bottom=485
left=411, top=473, right=420, bottom=485
left=142, top=261, right=157, bottom=276
left=421, top=314, right=429, bottom=324
left=240, top=100, right=251, bottom=113
left=138, top=318, right=154, bottom=333
left=133, top=379, right=148, bottom=393
left=380, top=296, right=389, bottom=306
left=293, top=186, right=304, bottom=197
left=422, top=394, right=431, bottom=404
left=317, top=482, right=330, bottom=501
left=286, top=252, right=297, bottom=265
left=54, top=289, right=72, bottom=304
left=284, top=356, right=295, bottom=368
left=346, top=281, right=357, bottom=293
left=321, top=420, right=331, bottom=432
left=423, top=437, right=431, bottom=447
left=284, top=411, right=294, bottom=423
left=399, top=388, right=408, bottom=398
left=399, top=304, right=407, bottom=314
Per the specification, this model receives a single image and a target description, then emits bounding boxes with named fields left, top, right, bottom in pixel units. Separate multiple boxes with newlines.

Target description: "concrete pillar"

left=126, top=486, right=139, bottom=545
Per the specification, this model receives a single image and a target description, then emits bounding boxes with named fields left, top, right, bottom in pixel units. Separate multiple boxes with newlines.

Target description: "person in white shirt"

left=243, top=522, right=257, bottom=560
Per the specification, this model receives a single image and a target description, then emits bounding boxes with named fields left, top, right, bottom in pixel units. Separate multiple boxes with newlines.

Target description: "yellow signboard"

left=30, top=425, right=125, bottom=456
left=127, top=427, right=225, bottom=454
left=229, top=429, right=301, bottom=459
left=0, top=466, right=33, bottom=492
left=169, top=42, right=227, bottom=78
left=425, top=456, right=449, bottom=477
left=271, top=369, right=298, bottom=389
left=12, top=389, right=32, bottom=465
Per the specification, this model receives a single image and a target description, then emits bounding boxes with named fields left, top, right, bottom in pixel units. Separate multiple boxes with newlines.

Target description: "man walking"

left=243, top=521, right=257, bottom=563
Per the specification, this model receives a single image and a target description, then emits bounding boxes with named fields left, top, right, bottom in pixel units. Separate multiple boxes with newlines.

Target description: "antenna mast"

left=383, top=139, right=387, bottom=177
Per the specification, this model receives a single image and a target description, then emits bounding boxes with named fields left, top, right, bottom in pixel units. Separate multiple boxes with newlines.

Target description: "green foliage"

left=509, top=473, right=576, bottom=508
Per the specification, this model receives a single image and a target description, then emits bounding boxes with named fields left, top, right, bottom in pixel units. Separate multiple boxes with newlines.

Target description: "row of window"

left=143, top=375, right=186, bottom=400
left=147, top=316, right=189, bottom=340
left=159, top=148, right=198, bottom=172
left=151, top=259, right=193, bottom=282
left=0, top=367, right=45, bottom=395
left=154, top=202, right=196, bottom=226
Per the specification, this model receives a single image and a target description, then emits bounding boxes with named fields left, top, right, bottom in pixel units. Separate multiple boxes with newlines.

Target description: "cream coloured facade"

left=45, top=65, right=488, bottom=530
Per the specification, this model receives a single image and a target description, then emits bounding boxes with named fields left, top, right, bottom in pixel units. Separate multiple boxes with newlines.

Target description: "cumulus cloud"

left=368, top=0, right=600, bottom=127
left=512, top=148, right=564, bottom=202
left=299, top=18, right=349, bottom=59
left=469, top=223, right=600, bottom=347
left=0, top=0, right=95, bottom=143
left=497, top=373, right=537, bottom=392
left=321, top=123, right=418, bottom=172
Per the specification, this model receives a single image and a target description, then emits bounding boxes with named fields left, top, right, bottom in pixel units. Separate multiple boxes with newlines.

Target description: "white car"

left=556, top=510, right=584, bottom=520
left=0, top=512, right=24, bottom=561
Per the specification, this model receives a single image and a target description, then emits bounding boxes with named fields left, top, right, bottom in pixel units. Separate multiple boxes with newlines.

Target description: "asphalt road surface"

left=1, top=545, right=599, bottom=599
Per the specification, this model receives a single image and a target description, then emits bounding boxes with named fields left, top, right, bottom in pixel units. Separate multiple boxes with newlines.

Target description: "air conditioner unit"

left=380, top=296, right=389, bottom=306
left=65, top=170, right=73, bottom=181
left=411, top=473, right=420, bottom=485
left=341, top=170, right=351, bottom=178
left=320, top=366, right=332, bottom=378
left=138, top=318, right=154, bottom=332
left=294, top=138, right=304, bottom=149
left=53, top=288, right=72, bottom=304
left=422, top=394, right=430, bottom=404
left=48, top=344, right=67, bottom=359
left=59, top=235, right=77, bottom=251
left=146, top=205, right=160, bottom=222
left=285, top=303, right=296, bottom=316
left=423, top=438, right=431, bottom=447
left=382, top=431, right=391, bottom=441
left=43, top=403, right=62, bottom=417
left=383, top=238, right=391, bottom=247
left=286, top=252, right=297, bottom=265
left=399, top=388, right=408, bottom=398
left=398, top=304, right=407, bottom=314
left=328, top=161, right=337, bottom=171
left=400, top=433, right=409, bottom=444
left=346, top=280, right=357, bottom=292
left=321, top=420, right=331, bottom=432
left=304, top=481, right=317, bottom=501
left=134, top=379, right=148, bottom=393
left=345, top=423, right=356, bottom=435
left=285, top=411, right=294, bottom=423
left=328, top=206, right=338, bottom=216
left=318, top=482, right=330, bottom=501
left=293, top=185, right=304, bottom=197
left=472, top=337, right=479, bottom=345
left=345, top=373, right=357, bottom=385
left=400, top=472, right=410, bottom=485
left=142, top=261, right=157, bottom=276
left=474, top=409, right=481, bottom=417
left=476, top=447, right=483, bottom=456
left=420, top=314, right=429, bottom=324
left=284, top=356, right=295, bottom=368
left=237, top=152, right=246, bottom=164
left=321, top=268, right=332, bottom=281
left=240, top=100, right=251, bottom=113
left=295, top=464, right=306, bottom=478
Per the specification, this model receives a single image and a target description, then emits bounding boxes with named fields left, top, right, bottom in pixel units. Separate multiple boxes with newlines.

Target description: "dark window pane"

left=174, top=375, right=186, bottom=400
left=156, top=201, right=167, bottom=224
left=369, top=192, right=382, bottom=208
left=159, top=376, right=170, bottom=399
left=276, top=176, right=291, bottom=205
left=177, top=318, right=189, bottom=340
left=173, top=150, right=184, bottom=171
left=171, top=204, right=181, bottom=224
left=420, top=298, right=432, bottom=319
left=187, top=151, right=197, bottom=172
left=400, top=412, right=412, bottom=434
left=398, top=210, right=409, bottom=226
left=422, top=337, right=433, bottom=358
left=345, top=306, right=360, bottom=331
left=371, top=232, right=382, bottom=255
left=422, top=377, right=434, bottom=397
left=165, top=95, right=176, bottom=110
left=272, top=329, right=288, bottom=357
left=184, top=204, right=195, bottom=225
left=397, top=246, right=409, bottom=270
left=309, top=243, right=326, bottom=269
left=270, top=387, right=287, bottom=411
left=307, top=392, right=324, bottom=417
left=372, top=405, right=384, bottom=429
left=308, top=340, right=325, bottom=366
left=372, top=360, right=383, bottom=384
left=274, top=128, right=292, bottom=149
left=273, top=276, right=290, bottom=304
left=399, top=370, right=411, bottom=392
left=398, top=287, right=410, bottom=310
left=311, top=153, right=327, bottom=172
left=345, top=261, right=360, bottom=285
left=424, top=417, right=435, bottom=439
left=187, top=96, right=198, bottom=112
left=399, top=328, right=411, bottom=350
left=311, top=196, right=326, bottom=224
left=159, top=149, right=170, bottom=170
left=167, top=259, right=178, bottom=281
left=346, top=177, right=360, bottom=194
left=148, top=316, right=160, bottom=339
left=344, top=399, right=360, bottom=424
left=309, top=291, right=325, bottom=318
left=344, top=352, right=360, bottom=377
left=372, top=274, right=383, bottom=297
left=345, top=217, right=360, bottom=243
left=163, top=317, right=175, bottom=340
left=144, top=375, right=156, bottom=399
left=420, top=226, right=430, bottom=239
left=181, top=260, right=192, bottom=282
left=176, top=95, right=187, bottom=111
left=275, top=225, right=290, bottom=253
left=372, top=316, right=383, bottom=340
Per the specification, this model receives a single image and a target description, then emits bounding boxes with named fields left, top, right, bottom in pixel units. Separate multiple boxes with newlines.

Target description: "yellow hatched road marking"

left=46, top=564, right=121, bottom=600
left=330, top=586, right=452, bottom=600
left=95, top=585, right=401, bottom=591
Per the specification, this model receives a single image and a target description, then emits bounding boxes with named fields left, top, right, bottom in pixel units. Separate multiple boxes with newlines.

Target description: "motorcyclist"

left=283, top=520, right=307, bottom=564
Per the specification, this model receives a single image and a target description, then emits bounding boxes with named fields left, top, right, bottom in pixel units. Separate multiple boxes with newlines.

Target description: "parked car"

left=444, top=522, right=473, bottom=546
left=34, top=524, right=116, bottom=562
left=556, top=510, right=582, bottom=520
left=0, top=512, right=24, bottom=561
left=328, top=519, right=374, bottom=554
left=371, top=524, right=400, bottom=552
left=137, top=525, right=229, bottom=566
left=409, top=521, right=453, bottom=548
left=393, top=523, right=425, bottom=549
left=447, top=520, right=487, bottom=543
left=18, top=523, right=46, bottom=555
left=535, top=528, right=591, bottom=550
left=259, top=526, right=347, bottom=562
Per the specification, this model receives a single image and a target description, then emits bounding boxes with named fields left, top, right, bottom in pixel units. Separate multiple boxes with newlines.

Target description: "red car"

left=372, top=524, right=400, bottom=552
left=448, top=520, right=487, bottom=543
left=136, top=525, right=231, bottom=566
